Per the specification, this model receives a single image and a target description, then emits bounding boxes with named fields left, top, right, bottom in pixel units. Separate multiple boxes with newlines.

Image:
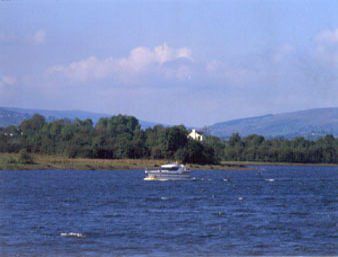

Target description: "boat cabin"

left=160, top=163, right=180, bottom=171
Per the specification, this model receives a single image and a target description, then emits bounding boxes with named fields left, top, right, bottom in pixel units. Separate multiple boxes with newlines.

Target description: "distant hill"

left=1, top=106, right=337, bottom=139
left=0, top=107, right=159, bottom=129
left=207, top=108, right=338, bottom=139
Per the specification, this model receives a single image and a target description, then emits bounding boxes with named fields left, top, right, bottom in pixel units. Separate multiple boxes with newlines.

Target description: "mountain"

left=207, top=107, right=338, bottom=139
left=0, top=107, right=159, bottom=129
left=1, top=106, right=337, bottom=139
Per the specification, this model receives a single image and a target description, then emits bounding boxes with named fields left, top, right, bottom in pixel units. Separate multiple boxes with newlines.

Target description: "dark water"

left=0, top=166, right=337, bottom=256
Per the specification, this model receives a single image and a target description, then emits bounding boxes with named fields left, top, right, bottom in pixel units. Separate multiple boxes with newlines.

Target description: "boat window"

left=161, top=166, right=179, bottom=171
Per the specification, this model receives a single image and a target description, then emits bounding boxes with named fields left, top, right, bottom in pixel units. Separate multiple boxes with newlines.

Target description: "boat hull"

left=144, top=175, right=191, bottom=181
left=144, top=163, right=190, bottom=181
left=144, top=173, right=191, bottom=181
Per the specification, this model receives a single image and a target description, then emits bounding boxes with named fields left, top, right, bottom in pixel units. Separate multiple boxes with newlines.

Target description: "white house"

left=188, top=129, right=204, bottom=142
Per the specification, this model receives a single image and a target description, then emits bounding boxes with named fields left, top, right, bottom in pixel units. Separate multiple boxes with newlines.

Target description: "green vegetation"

left=221, top=133, right=337, bottom=163
left=0, top=153, right=245, bottom=171
left=0, top=114, right=217, bottom=164
left=18, top=149, right=34, bottom=164
left=0, top=114, right=337, bottom=167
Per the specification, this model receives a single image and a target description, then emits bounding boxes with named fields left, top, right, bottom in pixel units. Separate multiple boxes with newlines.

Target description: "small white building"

left=188, top=129, right=204, bottom=142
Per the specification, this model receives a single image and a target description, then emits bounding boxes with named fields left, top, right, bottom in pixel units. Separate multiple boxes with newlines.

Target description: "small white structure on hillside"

left=188, top=129, right=204, bottom=142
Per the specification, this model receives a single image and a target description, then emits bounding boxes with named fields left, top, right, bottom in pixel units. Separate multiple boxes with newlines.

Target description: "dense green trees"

left=0, top=114, right=217, bottom=164
left=0, top=114, right=337, bottom=164
left=221, top=133, right=337, bottom=163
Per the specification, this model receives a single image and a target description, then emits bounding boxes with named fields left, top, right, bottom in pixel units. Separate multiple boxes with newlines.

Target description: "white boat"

left=144, top=163, right=190, bottom=181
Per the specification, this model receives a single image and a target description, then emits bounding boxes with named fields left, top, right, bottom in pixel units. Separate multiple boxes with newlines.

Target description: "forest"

left=0, top=114, right=337, bottom=164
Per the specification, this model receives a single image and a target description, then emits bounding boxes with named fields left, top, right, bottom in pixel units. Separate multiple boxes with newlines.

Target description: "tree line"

left=0, top=114, right=337, bottom=164
left=0, top=114, right=216, bottom=164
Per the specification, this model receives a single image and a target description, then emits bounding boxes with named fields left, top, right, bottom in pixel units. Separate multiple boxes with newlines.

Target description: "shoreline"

left=221, top=161, right=338, bottom=167
left=0, top=153, right=336, bottom=171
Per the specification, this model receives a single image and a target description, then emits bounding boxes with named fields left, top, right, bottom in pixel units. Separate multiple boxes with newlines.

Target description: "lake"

left=0, top=165, right=337, bottom=256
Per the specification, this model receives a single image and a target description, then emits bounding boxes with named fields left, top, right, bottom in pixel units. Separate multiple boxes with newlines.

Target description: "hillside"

left=207, top=108, right=338, bottom=139
left=1, top=106, right=337, bottom=139
left=0, top=107, right=159, bottom=129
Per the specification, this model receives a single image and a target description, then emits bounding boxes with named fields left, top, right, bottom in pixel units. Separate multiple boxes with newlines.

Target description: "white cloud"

left=117, top=47, right=156, bottom=73
left=117, top=43, right=192, bottom=72
left=47, top=56, right=116, bottom=82
left=31, top=30, right=46, bottom=45
left=154, top=43, right=192, bottom=64
left=47, top=43, right=193, bottom=83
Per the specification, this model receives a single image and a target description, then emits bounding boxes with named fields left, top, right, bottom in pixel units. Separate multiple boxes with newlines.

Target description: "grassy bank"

left=0, top=153, right=247, bottom=171
left=1, top=153, right=335, bottom=171
left=222, top=161, right=338, bottom=167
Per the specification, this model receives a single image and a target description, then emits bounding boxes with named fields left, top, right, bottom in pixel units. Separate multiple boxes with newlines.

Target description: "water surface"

left=0, top=165, right=337, bottom=256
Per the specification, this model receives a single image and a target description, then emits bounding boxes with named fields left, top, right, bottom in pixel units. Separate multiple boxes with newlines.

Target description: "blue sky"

left=1, top=0, right=338, bottom=126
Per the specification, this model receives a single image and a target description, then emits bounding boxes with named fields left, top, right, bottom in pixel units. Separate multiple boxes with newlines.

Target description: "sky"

left=1, top=0, right=338, bottom=126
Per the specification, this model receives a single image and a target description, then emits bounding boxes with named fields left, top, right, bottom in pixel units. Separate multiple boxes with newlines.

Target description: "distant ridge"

left=1, top=106, right=337, bottom=139
left=207, top=107, right=338, bottom=139
left=0, top=107, right=160, bottom=129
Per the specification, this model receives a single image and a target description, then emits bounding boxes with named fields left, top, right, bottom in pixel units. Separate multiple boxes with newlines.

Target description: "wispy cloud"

left=47, top=43, right=193, bottom=83
left=0, top=30, right=46, bottom=45
left=315, top=28, right=338, bottom=67
left=0, top=34, right=18, bottom=44
left=272, top=44, right=294, bottom=63
left=205, top=60, right=264, bottom=86
left=30, top=30, right=46, bottom=45
left=0, top=75, right=16, bottom=87
left=47, top=56, right=116, bottom=82
left=315, top=28, right=338, bottom=44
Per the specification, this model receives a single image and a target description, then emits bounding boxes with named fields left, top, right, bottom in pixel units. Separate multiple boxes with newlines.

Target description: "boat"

left=144, top=163, right=190, bottom=181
